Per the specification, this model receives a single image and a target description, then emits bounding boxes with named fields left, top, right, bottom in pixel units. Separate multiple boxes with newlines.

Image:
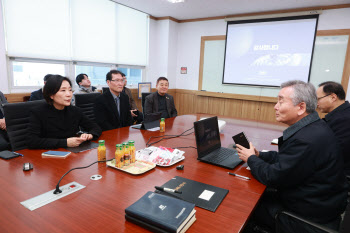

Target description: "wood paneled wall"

left=174, top=89, right=326, bottom=123
left=175, top=89, right=279, bottom=123
left=4, top=88, right=325, bottom=122
left=4, top=93, right=31, bottom=103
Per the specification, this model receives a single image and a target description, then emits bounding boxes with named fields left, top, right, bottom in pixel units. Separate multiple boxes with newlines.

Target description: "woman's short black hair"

left=43, top=75, right=72, bottom=105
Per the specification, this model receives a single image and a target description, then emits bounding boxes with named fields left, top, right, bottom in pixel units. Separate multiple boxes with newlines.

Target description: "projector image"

left=199, top=117, right=226, bottom=132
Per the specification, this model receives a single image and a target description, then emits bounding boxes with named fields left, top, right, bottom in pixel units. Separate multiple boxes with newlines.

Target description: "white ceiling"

left=112, top=0, right=350, bottom=20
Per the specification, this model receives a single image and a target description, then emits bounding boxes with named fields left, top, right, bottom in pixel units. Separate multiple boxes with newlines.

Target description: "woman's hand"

left=80, top=133, right=93, bottom=141
left=67, top=137, right=86, bottom=147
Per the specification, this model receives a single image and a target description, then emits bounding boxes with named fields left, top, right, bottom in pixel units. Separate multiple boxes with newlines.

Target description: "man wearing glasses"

left=317, top=81, right=350, bottom=177
left=93, top=70, right=132, bottom=131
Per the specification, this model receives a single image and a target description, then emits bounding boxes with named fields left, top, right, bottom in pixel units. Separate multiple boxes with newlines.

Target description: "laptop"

left=194, top=116, right=242, bottom=169
left=131, top=112, right=162, bottom=130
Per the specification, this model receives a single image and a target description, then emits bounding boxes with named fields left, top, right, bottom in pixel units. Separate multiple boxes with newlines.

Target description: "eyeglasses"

left=317, top=94, right=330, bottom=101
left=110, top=79, right=124, bottom=83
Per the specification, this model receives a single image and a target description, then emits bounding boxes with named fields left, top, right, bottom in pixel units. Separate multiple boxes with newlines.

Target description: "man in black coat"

left=29, top=74, right=52, bottom=101
left=237, top=80, right=348, bottom=233
left=317, top=81, right=350, bottom=177
left=144, top=77, right=177, bottom=118
left=94, top=70, right=132, bottom=131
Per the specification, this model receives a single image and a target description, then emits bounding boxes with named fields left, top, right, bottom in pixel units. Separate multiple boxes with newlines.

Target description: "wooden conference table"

left=0, top=114, right=285, bottom=233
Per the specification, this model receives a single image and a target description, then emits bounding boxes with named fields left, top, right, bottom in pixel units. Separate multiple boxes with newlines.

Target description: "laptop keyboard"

left=206, top=148, right=238, bottom=163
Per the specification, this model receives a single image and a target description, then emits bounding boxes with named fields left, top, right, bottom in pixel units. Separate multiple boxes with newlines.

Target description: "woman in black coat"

left=27, top=75, right=102, bottom=149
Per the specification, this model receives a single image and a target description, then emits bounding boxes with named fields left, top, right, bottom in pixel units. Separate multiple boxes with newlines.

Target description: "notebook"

left=193, top=116, right=242, bottom=170
left=156, top=176, right=229, bottom=212
left=42, top=151, right=71, bottom=157
left=125, top=191, right=196, bottom=233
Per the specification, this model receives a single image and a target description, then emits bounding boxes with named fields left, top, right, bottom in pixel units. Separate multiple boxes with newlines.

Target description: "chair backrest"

left=3, top=100, right=46, bottom=151
left=340, top=201, right=350, bottom=233
left=276, top=199, right=350, bottom=233
left=102, top=87, right=109, bottom=93
left=141, top=92, right=152, bottom=112
left=74, top=93, right=101, bottom=122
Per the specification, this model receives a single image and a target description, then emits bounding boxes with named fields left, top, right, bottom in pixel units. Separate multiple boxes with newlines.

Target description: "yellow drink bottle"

left=128, top=140, right=135, bottom=163
left=115, top=144, right=123, bottom=168
left=123, top=142, right=130, bottom=166
left=160, top=118, right=165, bottom=133
left=97, top=140, right=106, bottom=161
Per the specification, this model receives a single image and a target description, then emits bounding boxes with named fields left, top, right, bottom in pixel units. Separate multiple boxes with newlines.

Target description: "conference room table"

left=0, top=114, right=286, bottom=233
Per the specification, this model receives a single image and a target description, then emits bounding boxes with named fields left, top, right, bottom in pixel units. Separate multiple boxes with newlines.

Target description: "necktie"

left=115, top=97, right=120, bottom=117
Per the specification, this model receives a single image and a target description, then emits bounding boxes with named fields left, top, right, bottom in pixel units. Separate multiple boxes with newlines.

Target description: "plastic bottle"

left=128, top=140, right=136, bottom=163
left=160, top=118, right=165, bottom=133
left=115, top=144, right=124, bottom=168
left=123, top=142, right=130, bottom=166
left=97, top=140, right=106, bottom=161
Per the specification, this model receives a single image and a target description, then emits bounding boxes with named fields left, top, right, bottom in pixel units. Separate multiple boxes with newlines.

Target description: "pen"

left=155, top=186, right=182, bottom=194
left=228, top=172, right=250, bottom=180
left=13, top=152, right=24, bottom=157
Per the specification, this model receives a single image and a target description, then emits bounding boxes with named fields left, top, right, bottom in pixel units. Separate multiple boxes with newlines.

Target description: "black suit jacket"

left=29, top=88, right=44, bottom=101
left=324, top=101, right=350, bottom=176
left=144, top=92, right=177, bottom=118
left=27, top=103, right=102, bottom=149
left=94, top=90, right=133, bottom=131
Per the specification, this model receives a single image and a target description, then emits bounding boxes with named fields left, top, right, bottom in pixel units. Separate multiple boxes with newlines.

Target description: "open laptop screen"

left=194, top=116, right=221, bottom=158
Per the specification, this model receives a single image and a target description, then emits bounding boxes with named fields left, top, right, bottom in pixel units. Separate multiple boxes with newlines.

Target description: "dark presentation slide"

left=223, top=15, right=318, bottom=87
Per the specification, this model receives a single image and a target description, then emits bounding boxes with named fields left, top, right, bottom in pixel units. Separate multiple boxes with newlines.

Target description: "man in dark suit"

left=29, top=74, right=52, bottom=101
left=94, top=70, right=132, bottom=131
left=0, top=91, right=10, bottom=151
left=317, top=81, right=350, bottom=177
left=144, top=77, right=177, bottom=118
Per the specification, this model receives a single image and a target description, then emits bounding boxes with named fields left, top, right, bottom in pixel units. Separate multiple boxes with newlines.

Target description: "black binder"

left=125, top=191, right=195, bottom=233
left=157, top=176, right=229, bottom=212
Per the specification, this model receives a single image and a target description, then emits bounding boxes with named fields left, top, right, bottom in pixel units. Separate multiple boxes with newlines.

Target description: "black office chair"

left=102, top=87, right=109, bottom=93
left=275, top=202, right=350, bottom=233
left=74, top=93, right=101, bottom=122
left=3, top=100, right=46, bottom=151
left=141, top=92, right=152, bottom=112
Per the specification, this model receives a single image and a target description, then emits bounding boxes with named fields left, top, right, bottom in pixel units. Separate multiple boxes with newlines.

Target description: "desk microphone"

left=53, top=159, right=113, bottom=194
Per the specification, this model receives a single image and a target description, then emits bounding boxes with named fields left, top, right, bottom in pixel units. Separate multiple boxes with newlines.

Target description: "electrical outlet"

left=21, top=182, right=85, bottom=211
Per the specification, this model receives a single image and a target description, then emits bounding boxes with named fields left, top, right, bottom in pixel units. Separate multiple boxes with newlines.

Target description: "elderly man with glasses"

left=238, top=80, right=348, bottom=233
left=317, top=81, right=350, bottom=177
